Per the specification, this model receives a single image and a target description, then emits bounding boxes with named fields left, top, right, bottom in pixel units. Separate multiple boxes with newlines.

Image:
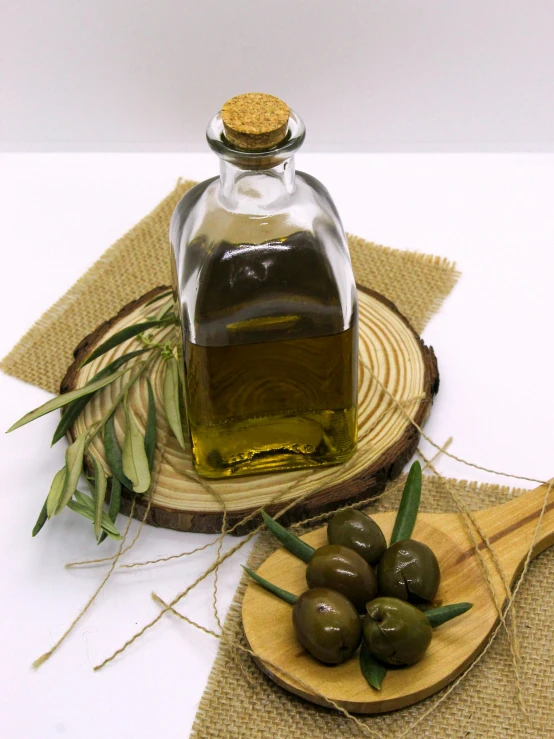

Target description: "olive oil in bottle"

left=186, top=326, right=357, bottom=477
left=169, top=93, right=359, bottom=479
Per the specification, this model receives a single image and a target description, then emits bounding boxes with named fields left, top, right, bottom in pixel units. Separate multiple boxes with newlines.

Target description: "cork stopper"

left=221, top=93, right=290, bottom=151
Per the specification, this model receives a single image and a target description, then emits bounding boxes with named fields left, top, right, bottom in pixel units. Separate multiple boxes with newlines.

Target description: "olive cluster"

left=245, top=463, right=472, bottom=690
left=283, top=508, right=440, bottom=667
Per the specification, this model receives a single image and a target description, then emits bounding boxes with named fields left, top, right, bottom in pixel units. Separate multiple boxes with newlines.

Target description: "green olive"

left=377, top=539, right=441, bottom=603
left=327, top=509, right=386, bottom=565
left=292, top=588, right=362, bottom=664
left=363, top=597, right=432, bottom=666
left=306, top=544, right=378, bottom=611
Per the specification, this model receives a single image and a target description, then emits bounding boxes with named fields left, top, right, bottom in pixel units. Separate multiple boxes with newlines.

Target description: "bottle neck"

left=218, top=157, right=296, bottom=212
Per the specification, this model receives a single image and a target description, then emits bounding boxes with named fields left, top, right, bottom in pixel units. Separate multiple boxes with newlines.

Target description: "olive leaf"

left=360, top=640, right=387, bottom=690
left=98, top=477, right=123, bottom=545
left=51, top=349, right=150, bottom=445
left=144, top=290, right=172, bottom=307
left=122, top=397, right=151, bottom=494
left=82, top=318, right=175, bottom=367
left=99, top=349, right=151, bottom=375
left=74, top=489, right=93, bottom=508
left=155, top=302, right=174, bottom=320
left=242, top=566, right=298, bottom=605
left=66, top=498, right=122, bottom=539
left=91, top=457, right=108, bottom=540
left=32, top=500, right=48, bottom=537
left=163, top=356, right=186, bottom=449
left=52, top=395, right=94, bottom=448
left=424, top=602, right=473, bottom=627
left=103, top=413, right=133, bottom=488
left=107, top=477, right=123, bottom=521
left=144, top=377, right=157, bottom=471
left=261, top=510, right=315, bottom=564
left=390, top=460, right=422, bottom=545
left=46, top=467, right=67, bottom=518
left=7, top=364, right=135, bottom=433
left=55, top=431, right=88, bottom=514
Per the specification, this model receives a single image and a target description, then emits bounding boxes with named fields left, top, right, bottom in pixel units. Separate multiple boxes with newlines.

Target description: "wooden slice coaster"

left=62, top=286, right=439, bottom=535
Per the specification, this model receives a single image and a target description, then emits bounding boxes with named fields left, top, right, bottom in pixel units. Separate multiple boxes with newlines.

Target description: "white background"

left=1, top=3, right=554, bottom=738
left=2, top=0, right=554, bottom=152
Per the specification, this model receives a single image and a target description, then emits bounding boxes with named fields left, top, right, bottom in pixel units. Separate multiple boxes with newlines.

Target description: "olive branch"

left=6, top=291, right=186, bottom=544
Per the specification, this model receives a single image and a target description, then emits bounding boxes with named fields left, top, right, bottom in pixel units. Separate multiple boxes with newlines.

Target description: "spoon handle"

left=472, top=479, right=554, bottom=584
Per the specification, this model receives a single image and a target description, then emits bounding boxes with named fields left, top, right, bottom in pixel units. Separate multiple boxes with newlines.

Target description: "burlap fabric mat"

left=3, top=179, right=550, bottom=735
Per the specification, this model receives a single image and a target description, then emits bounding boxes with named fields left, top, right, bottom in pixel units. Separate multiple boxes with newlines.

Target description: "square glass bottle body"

left=170, top=115, right=358, bottom=478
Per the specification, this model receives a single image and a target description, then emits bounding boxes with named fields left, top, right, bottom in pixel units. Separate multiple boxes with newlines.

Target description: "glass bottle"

left=169, top=93, right=358, bottom=479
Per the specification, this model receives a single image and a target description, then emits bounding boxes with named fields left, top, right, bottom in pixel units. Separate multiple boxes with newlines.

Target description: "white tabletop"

left=1, top=153, right=553, bottom=739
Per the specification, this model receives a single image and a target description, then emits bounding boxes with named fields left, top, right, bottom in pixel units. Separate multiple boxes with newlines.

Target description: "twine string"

left=419, top=453, right=525, bottom=710
left=150, top=458, right=551, bottom=739
left=359, top=357, right=549, bottom=488
left=32, top=419, right=170, bottom=667
left=32, top=497, right=137, bottom=669
left=33, top=339, right=552, bottom=738
left=138, top=439, right=453, bottom=655
left=93, top=356, right=552, bottom=688
left=136, top=358, right=551, bottom=735
left=152, top=594, right=387, bottom=739
left=92, top=473, right=321, bottom=671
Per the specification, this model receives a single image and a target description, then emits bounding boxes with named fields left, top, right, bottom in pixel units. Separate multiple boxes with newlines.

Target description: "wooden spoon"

left=242, top=480, right=554, bottom=713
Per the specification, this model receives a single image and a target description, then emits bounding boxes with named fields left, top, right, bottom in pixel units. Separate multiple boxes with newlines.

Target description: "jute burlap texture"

left=0, top=180, right=459, bottom=394
left=191, top=477, right=554, bottom=739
